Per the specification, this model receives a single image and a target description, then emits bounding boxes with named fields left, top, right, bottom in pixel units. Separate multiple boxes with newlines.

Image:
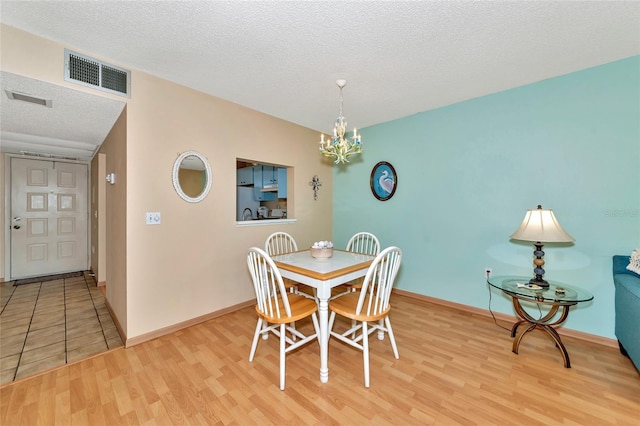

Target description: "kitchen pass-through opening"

left=236, top=159, right=290, bottom=223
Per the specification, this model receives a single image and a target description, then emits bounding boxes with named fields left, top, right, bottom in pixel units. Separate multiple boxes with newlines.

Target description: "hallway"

left=0, top=272, right=123, bottom=386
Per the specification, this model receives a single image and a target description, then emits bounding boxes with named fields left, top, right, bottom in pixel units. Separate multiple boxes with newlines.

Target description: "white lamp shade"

left=510, top=206, right=575, bottom=243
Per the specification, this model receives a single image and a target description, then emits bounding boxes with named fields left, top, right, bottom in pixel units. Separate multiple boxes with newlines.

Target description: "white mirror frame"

left=172, top=151, right=212, bottom=203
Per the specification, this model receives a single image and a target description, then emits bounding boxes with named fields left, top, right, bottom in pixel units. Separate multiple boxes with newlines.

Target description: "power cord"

left=486, top=280, right=513, bottom=333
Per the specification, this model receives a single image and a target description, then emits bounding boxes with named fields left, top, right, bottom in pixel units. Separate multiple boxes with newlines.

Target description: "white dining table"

left=271, top=249, right=375, bottom=383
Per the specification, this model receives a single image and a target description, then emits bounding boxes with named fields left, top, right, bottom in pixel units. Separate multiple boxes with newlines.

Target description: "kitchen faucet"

left=242, top=208, right=253, bottom=221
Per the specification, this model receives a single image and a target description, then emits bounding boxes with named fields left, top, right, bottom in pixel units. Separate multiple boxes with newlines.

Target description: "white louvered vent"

left=64, top=49, right=130, bottom=97
left=20, top=151, right=78, bottom=161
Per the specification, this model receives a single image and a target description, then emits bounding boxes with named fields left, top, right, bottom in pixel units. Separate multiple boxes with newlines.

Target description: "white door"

left=10, top=157, right=89, bottom=279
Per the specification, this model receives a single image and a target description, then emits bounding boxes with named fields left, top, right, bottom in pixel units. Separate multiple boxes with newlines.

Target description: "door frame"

left=3, top=153, right=92, bottom=281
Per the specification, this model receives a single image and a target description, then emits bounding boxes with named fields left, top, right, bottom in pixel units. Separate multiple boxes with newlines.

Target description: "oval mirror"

left=172, top=151, right=212, bottom=203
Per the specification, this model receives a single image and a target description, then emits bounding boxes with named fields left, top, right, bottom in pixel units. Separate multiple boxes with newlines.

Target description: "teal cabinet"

left=259, top=166, right=277, bottom=187
left=277, top=167, right=287, bottom=198
left=240, top=165, right=285, bottom=201
left=236, top=167, right=254, bottom=185
left=253, top=188, right=276, bottom=201
left=253, top=166, right=266, bottom=188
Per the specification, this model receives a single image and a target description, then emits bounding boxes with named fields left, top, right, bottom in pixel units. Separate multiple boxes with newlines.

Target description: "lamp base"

left=530, top=242, right=550, bottom=288
left=529, top=276, right=550, bottom=288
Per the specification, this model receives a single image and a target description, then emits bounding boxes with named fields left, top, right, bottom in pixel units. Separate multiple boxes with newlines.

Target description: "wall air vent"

left=64, top=49, right=130, bottom=97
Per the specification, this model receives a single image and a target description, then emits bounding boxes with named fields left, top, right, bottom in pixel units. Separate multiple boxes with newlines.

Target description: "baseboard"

left=114, top=289, right=617, bottom=351
left=104, top=297, right=127, bottom=346
left=392, top=288, right=618, bottom=349
left=124, top=299, right=256, bottom=348
left=88, top=268, right=106, bottom=287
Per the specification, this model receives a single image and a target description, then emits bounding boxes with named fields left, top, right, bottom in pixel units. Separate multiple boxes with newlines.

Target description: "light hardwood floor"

left=1, top=293, right=639, bottom=425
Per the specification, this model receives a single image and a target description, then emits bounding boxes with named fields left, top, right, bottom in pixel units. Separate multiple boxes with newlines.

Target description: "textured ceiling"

left=1, top=71, right=126, bottom=160
left=1, top=1, right=639, bottom=160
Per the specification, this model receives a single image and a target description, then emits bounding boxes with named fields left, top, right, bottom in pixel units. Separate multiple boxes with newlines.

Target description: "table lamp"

left=510, top=205, right=574, bottom=287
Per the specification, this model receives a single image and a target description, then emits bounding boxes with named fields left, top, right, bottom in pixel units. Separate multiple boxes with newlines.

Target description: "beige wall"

left=99, top=109, right=128, bottom=331
left=1, top=24, right=333, bottom=341
left=89, top=152, right=107, bottom=285
left=0, top=154, right=5, bottom=281
left=124, top=70, right=332, bottom=339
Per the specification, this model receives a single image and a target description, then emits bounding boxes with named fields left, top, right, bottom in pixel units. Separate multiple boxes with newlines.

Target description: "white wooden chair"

left=265, top=232, right=314, bottom=300
left=328, top=246, right=402, bottom=387
left=332, top=232, right=381, bottom=299
left=265, top=231, right=298, bottom=259
left=347, top=232, right=381, bottom=258
left=265, top=231, right=299, bottom=293
left=247, top=247, right=319, bottom=390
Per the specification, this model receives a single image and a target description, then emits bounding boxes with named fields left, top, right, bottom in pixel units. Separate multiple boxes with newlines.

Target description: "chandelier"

left=319, top=79, right=363, bottom=164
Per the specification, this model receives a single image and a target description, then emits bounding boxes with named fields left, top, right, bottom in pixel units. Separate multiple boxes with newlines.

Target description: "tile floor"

left=0, top=272, right=123, bottom=386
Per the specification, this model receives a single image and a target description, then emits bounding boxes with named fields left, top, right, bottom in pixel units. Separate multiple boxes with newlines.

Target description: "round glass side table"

left=487, top=276, right=594, bottom=368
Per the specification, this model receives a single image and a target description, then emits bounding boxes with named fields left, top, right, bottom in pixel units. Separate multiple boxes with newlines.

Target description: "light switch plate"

left=146, top=212, right=161, bottom=225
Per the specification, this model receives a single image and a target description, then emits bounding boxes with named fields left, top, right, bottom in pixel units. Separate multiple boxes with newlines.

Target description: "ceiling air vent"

left=5, top=90, right=52, bottom=107
left=64, top=49, right=130, bottom=97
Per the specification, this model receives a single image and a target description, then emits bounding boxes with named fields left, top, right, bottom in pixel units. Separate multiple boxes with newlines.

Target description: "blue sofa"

left=613, top=255, right=640, bottom=371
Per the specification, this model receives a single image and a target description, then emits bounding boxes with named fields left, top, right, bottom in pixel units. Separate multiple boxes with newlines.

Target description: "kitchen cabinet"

left=277, top=167, right=287, bottom=198
left=238, top=164, right=285, bottom=202
left=263, top=166, right=278, bottom=186
left=237, top=165, right=280, bottom=188
left=254, top=165, right=277, bottom=188
left=253, top=166, right=284, bottom=201
left=253, top=188, right=276, bottom=201
left=253, top=166, right=263, bottom=188
left=236, top=166, right=254, bottom=185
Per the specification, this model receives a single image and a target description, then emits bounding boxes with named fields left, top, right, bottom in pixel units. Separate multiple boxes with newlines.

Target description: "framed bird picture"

left=370, top=161, right=397, bottom=201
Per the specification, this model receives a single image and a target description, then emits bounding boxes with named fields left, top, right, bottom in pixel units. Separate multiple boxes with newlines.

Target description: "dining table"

left=271, top=248, right=375, bottom=383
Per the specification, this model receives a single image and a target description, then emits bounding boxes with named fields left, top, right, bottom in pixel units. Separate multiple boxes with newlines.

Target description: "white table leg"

left=318, top=295, right=329, bottom=383
left=315, top=284, right=331, bottom=383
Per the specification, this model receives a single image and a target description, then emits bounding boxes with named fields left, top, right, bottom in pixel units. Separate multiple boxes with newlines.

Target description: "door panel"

left=10, top=158, right=88, bottom=279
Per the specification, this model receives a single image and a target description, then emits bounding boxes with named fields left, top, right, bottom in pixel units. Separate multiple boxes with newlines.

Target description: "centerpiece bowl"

left=310, top=247, right=333, bottom=258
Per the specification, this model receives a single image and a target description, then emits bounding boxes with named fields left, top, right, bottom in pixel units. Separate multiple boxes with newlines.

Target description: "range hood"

left=259, top=185, right=278, bottom=192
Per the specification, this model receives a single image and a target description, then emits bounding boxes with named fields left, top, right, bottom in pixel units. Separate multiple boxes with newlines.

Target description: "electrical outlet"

left=485, top=268, right=493, bottom=279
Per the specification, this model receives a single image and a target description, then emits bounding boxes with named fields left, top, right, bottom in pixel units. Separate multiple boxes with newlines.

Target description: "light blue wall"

left=333, top=56, right=640, bottom=339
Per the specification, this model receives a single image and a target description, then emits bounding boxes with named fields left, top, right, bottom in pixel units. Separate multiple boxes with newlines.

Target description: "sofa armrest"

left=613, top=255, right=640, bottom=278
left=615, top=273, right=640, bottom=298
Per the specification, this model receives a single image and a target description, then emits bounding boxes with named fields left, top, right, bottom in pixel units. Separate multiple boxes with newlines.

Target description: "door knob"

left=13, top=225, right=21, bottom=230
